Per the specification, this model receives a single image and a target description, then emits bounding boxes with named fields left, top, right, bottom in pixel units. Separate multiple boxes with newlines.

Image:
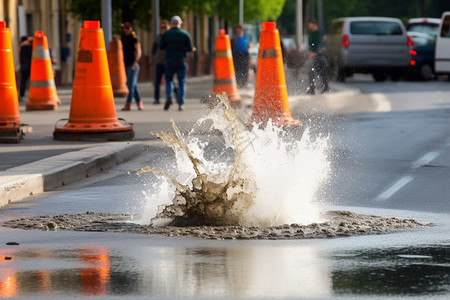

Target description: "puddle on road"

left=2, top=210, right=429, bottom=240
left=0, top=242, right=447, bottom=298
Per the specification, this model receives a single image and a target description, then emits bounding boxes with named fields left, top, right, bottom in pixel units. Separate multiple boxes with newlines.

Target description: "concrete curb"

left=0, top=142, right=145, bottom=207
left=289, top=87, right=361, bottom=103
left=287, top=84, right=363, bottom=114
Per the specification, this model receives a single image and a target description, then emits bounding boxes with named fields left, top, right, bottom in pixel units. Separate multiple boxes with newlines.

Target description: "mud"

left=2, top=211, right=430, bottom=240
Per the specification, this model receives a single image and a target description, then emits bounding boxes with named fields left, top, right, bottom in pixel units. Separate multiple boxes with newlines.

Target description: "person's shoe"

left=178, top=105, right=183, bottom=111
left=137, top=101, right=144, bottom=110
left=164, top=99, right=173, bottom=111
left=153, top=99, right=160, bottom=105
left=321, top=84, right=330, bottom=94
left=306, top=87, right=315, bottom=95
left=121, top=103, right=131, bottom=111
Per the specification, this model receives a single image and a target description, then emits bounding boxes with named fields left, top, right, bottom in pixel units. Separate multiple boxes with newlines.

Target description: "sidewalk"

left=0, top=72, right=360, bottom=207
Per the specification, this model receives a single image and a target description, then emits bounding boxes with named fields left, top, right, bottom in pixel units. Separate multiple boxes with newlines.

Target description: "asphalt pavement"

left=2, top=74, right=450, bottom=299
left=0, top=71, right=361, bottom=207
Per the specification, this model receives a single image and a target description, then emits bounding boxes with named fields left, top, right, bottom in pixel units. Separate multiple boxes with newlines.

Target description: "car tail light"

left=409, top=49, right=417, bottom=66
left=407, top=35, right=414, bottom=47
left=342, top=34, right=349, bottom=48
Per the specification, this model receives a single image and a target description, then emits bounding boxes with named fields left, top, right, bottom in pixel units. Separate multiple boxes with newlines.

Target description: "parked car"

left=327, top=17, right=411, bottom=82
left=407, top=17, right=441, bottom=39
left=407, top=31, right=436, bottom=81
left=435, top=12, right=450, bottom=77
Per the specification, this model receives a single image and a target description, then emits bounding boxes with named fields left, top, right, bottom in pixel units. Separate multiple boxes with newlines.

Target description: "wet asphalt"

left=1, top=74, right=449, bottom=299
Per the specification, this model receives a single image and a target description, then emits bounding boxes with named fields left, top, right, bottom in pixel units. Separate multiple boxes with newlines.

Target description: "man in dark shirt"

left=307, top=19, right=329, bottom=95
left=121, top=22, right=143, bottom=110
left=160, top=16, right=196, bottom=111
left=19, top=36, right=33, bottom=101
left=151, top=19, right=178, bottom=105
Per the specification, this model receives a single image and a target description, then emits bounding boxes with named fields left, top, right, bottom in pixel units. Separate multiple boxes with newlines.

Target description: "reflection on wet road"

left=1, top=238, right=449, bottom=298
left=332, top=245, right=450, bottom=297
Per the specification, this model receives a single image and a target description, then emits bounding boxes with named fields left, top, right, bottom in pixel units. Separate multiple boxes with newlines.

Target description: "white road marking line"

left=375, top=151, right=441, bottom=201
left=375, top=176, right=413, bottom=201
left=412, top=151, right=440, bottom=168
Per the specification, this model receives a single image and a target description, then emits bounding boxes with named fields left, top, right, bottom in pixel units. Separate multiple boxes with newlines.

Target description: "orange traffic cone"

left=108, top=35, right=128, bottom=97
left=53, top=20, right=134, bottom=141
left=212, top=29, right=241, bottom=107
left=26, top=31, right=61, bottom=110
left=0, top=21, right=24, bottom=143
left=249, top=22, right=301, bottom=127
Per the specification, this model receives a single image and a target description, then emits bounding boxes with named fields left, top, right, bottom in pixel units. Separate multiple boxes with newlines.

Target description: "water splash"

left=137, top=95, right=330, bottom=227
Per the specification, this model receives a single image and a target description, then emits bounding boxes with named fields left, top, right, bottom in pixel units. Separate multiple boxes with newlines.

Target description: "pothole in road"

left=2, top=211, right=430, bottom=240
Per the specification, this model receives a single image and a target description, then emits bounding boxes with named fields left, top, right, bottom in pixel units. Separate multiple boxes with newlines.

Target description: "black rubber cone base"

left=53, top=129, right=135, bottom=141
left=0, top=129, right=24, bottom=143
left=113, top=91, right=129, bottom=98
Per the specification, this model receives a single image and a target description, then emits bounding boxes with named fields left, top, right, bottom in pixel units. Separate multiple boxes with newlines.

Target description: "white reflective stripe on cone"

left=32, top=45, right=50, bottom=59
left=30, top=80, right=55, bottom=88
left=215, top=50, right=232, bottom=57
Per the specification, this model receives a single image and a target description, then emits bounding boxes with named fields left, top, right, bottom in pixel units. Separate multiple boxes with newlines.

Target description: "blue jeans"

left=165, top=62, right=187, bottom=105
left=125, top=64, right=141, bottom=104
left=154, top=63, right=165, bottom=101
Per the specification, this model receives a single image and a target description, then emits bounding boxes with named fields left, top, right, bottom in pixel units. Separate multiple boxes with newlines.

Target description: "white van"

left=327, top=17, right=410, bottom=82
left=435, top=12, right=450, bottom=75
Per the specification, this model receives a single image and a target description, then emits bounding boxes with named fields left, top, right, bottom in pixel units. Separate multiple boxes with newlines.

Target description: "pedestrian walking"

left=18, top=36, right=33, bottom=101
left=151, top=19, right=177, bottom=105
left=307, top=19, right=329, bottom=95
left=160, top=15, right=196, bottom=111
left=121, top=22, right=143, bottom=111
left=231, top=24, right=250, bottom=88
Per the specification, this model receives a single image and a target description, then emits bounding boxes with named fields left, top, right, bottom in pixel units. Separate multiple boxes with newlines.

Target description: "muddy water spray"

left=137, top=95, right=330, bottom=227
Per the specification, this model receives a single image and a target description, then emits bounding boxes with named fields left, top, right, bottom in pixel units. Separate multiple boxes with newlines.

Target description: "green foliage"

left=66, top=0, right=287, bottom=32
left=160, top=0, right=186, bottom=20
left=185, top=0, right=221, bottom=16
left=65, top=0, right=152, bottom=31
left=277, top=0, right=296, bottom=35
left=216, top=0, right=286, bottom=24
left=66, top=0, right=101, bottom=20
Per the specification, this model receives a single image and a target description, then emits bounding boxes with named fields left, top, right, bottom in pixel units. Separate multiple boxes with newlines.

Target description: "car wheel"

left=419, top=63, right=434, bottom=81
left=372, top=72, right=387, bottom=82
left=390, top=74, right=399, bottom=81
